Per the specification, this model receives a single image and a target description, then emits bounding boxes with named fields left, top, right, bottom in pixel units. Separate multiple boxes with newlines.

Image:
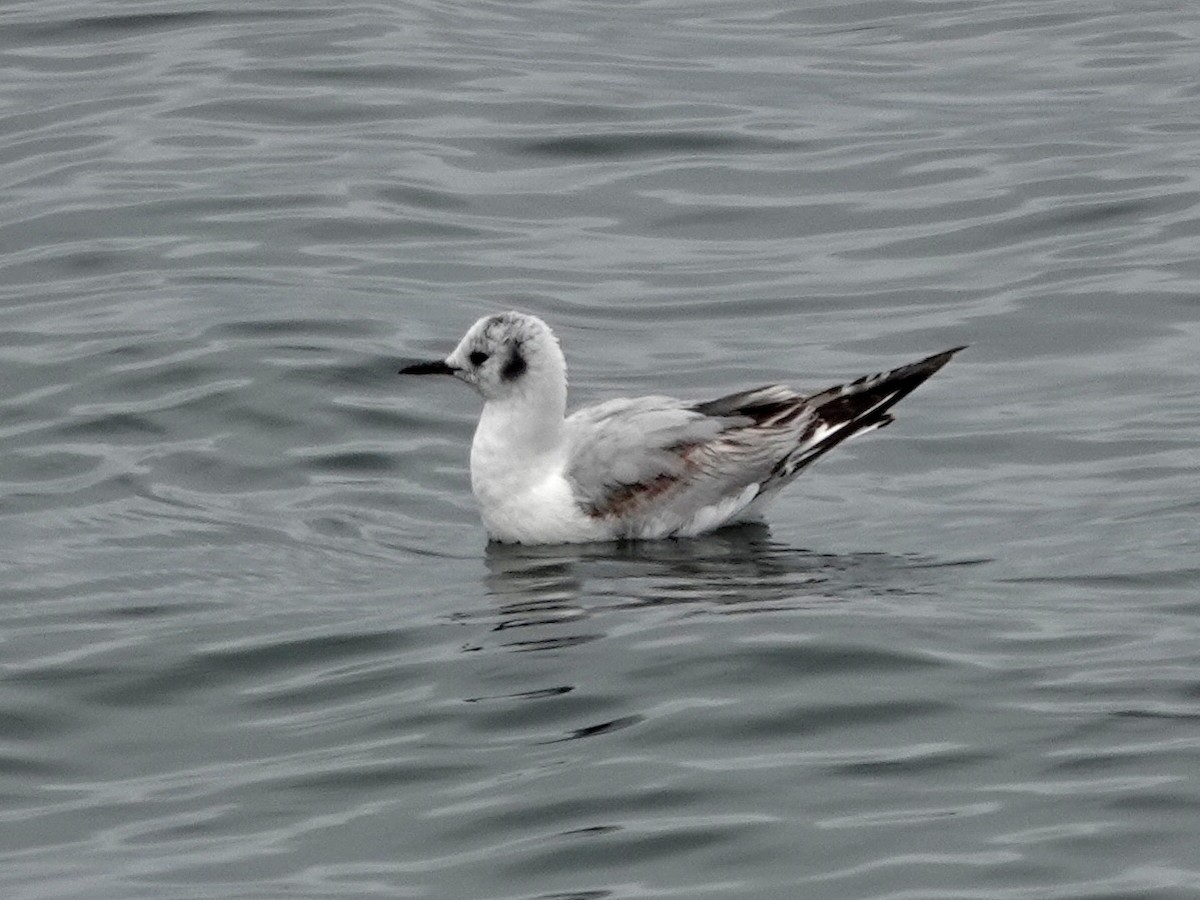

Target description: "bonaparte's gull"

left=400, top=312, right=962, bottom=544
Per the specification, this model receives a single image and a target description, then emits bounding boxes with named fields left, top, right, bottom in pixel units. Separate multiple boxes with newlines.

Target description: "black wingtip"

left=908, top=345, right=967, bottom=377
left=776, top=344, right=964, bottom=476
left=878, top=345, right=966, bottom=394
left=927, top=344, right=968, bottom=363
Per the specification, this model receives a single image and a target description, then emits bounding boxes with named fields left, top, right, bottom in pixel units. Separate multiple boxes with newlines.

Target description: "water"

left=3, top=1, right=1199, bottom=897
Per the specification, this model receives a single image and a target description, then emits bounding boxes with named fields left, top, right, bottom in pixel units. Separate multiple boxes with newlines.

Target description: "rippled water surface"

left=3, top=1, right=1200, bottom=898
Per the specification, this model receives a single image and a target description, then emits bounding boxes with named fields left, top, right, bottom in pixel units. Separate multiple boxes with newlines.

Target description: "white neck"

left=470, top=376, right=567, bottom=505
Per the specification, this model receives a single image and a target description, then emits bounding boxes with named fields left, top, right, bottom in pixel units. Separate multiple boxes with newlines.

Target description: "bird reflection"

left=468, top=523, right=967, bottom=652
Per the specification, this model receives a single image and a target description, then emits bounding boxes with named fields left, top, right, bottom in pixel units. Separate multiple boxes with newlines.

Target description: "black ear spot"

left=500, top=349, right=527, bottom=381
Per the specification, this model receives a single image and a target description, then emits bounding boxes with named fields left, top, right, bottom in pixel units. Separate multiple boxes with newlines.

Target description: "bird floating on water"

left=399, top=311, right=962, bottom=544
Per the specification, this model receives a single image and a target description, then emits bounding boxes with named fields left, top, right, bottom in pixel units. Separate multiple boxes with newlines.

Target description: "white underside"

left=474, top=467, right=607, bottom=544
left=473, top=466, right=764, bottom=544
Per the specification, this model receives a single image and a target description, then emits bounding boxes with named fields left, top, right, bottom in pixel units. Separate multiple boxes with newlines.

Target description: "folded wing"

left=564, top=347, right=963, bottom=534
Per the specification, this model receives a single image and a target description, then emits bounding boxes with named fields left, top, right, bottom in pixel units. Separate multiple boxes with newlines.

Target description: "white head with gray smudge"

left=441, top=312, right=566, bottom=403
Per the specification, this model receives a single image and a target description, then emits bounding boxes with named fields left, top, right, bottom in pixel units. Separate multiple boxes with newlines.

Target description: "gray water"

left=3, top=1, right=1199, bottom=898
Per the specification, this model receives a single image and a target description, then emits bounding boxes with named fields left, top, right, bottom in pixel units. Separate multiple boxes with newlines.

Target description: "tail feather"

left=774, top=346, right=965, bottom=478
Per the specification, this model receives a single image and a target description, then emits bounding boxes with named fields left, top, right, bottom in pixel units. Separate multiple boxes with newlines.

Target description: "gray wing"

left=563, top=388, right=799, bottom=522
left=563, top=347, right=963, bottom=529
left=564, top=395, right=723, bottom=499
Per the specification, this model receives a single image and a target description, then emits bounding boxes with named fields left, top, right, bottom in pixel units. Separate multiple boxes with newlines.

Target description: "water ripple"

left=4, top=1, right=1200, bottom=898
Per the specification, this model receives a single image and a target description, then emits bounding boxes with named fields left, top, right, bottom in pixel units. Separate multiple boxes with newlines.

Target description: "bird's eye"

left=469, top=350, right=489, bottom=367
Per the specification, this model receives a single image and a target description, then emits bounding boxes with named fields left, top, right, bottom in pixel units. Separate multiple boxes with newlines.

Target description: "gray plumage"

left=564, top=347, right=964, bottom=530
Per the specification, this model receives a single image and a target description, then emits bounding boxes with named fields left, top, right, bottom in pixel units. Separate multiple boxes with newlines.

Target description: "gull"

left=400, top=312, right=962, bottom=544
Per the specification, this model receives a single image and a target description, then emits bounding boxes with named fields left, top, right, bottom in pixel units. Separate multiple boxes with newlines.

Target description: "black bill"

left=398, top=359, right=456, bottom=376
